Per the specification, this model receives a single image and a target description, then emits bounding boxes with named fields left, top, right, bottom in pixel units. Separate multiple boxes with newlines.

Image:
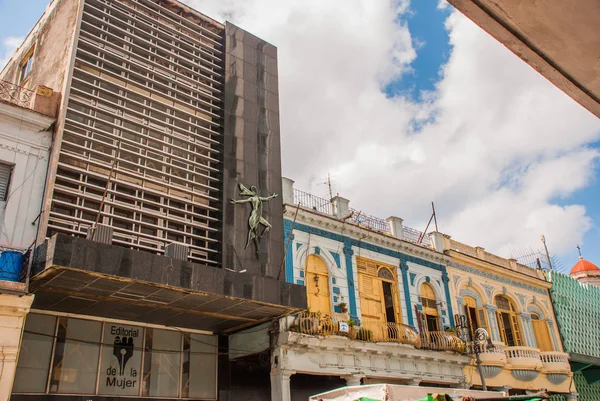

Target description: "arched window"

left=356, top=258, right=402, bottom=340
left=305, top=255, right=331, bottom=315
left=495, top=295, right=523, bottom=346
left=420, top=283, right=439, bottom=331
left=463, top=295, right=488, bottom=338
left=531, top=312, right=554, bottom=351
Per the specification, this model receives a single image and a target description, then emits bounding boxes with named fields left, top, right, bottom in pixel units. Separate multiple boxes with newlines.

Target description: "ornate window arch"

left=495, top=295, right=523, bottom=346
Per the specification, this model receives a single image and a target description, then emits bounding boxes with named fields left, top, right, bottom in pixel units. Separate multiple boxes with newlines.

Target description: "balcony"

left=540, top=351, right=570, bottom=385
left=366, top=321, right=421, bottom=346
left=468, top=341, right=506, bottom=379
left=290, top=312, right=469, bottom=350
left=421, top=331, right=465, bottom=353
left=0, top=80, right=34, bottom=109
left=505, top=346, right=543, bottom=381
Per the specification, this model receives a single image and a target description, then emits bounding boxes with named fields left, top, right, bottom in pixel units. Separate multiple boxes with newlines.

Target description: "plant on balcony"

left=337, top=302, right=348, bottom=313
left=355, top=328, right=374, bottom=341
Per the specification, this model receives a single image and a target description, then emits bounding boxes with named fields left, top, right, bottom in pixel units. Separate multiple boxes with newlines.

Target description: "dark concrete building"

left=0, top=0, right=304, bottom=400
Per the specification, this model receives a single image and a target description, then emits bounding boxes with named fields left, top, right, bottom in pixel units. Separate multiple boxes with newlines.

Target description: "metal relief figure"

left=230, top=183, right=278, bottom=251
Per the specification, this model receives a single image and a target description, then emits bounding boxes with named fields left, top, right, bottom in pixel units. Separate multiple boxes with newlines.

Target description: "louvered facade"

left=50, top=0, right=224, bottom=265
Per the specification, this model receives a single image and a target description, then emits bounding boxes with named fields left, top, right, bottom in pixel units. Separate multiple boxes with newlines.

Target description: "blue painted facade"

left=283, top=217, right=455, bottom=330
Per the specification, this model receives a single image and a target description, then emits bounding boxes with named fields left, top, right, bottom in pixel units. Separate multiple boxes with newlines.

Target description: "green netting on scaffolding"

left=574, top=371, right=600, bottom=401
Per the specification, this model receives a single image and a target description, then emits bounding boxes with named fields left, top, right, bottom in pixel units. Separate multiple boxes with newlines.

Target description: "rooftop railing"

left=290, top=188, right=431, bottom=248
left=0, top=80, right=34, bottom=109
left=292, top=189, right=332, bottom=215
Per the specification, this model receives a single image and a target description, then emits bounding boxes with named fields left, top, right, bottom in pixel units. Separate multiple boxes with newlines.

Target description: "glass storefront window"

left=98, top=323, right=144, bottom=396
left=13, top=314, right=57, bottom=393
left=142, top=328, right=181, bottom=398
left=181, top=333, right=217, bottom=399
left=13, top=314, right=218, bottom=399
left=49, top=317, right=102, bottom=394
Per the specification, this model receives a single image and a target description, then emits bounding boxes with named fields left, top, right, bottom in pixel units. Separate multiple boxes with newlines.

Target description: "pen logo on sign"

left=112, top=336, right=134, bottom=375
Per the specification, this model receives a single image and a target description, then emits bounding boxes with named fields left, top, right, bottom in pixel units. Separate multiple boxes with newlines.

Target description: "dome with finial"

left=570, top=245, right=600, bottom=275
left=570, top=257, right=600, bottom=275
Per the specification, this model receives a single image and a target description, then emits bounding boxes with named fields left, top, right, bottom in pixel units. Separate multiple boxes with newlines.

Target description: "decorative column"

left=344, top=375, right=363, bottom=387
left=400, top=261, right=414, bottom=327
left=0, top=293, right=34, bottom=401
left=270, top=369, right=292, bottom=401
left=442, top=271, right=455, bottom=327
left=456, top=297, right=466, bottom=316
left=518, top=312, right=535, bottom=347
left=546, top=319, right=559, bottom=351
left=343, top=243, right=359, bottom=323
left=484, top=304, right=500, bottom=342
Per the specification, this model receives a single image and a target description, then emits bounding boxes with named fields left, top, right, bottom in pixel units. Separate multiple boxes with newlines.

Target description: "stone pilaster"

left=0, top=293, right=34, bottom=401
left=484, top=304, right=500, bottom=342
left=344, top=375, right=363, bottom=387
left=270, top=369, right=292, bottom=401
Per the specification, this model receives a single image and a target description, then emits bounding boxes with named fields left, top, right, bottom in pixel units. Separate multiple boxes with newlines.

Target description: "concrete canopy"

left=29, top=234, right=306, bottom=333
left=447, top=0, right=600, bottom=119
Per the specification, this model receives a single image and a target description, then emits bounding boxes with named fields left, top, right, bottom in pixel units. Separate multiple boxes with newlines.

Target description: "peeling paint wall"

left=0, top=0, right=79, bottom=94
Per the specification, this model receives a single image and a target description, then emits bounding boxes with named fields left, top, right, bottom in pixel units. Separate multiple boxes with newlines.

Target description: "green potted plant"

left=337, top=302, right=348, bottom=313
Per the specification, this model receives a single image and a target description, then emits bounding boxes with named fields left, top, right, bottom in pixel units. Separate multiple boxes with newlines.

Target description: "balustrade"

left=540, top=351, right=570, bottom=374
left=504, top=346, right=543, bottom=371
left=365, top=321, right=421, bottom=346
left=421, top=331, right=465, bottom=352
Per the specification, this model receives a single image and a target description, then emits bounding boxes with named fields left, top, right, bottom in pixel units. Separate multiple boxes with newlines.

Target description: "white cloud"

left=184, top=0, right=600, bottom=267
left=0, top=37, right=23, bottom=73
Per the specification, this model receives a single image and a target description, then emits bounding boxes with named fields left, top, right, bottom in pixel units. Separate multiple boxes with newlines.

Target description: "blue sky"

left=1, top=0, right=598, bottom=274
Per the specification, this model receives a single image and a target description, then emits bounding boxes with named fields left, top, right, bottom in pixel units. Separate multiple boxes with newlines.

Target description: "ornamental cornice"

left=285, top=209, right=450, bottom=269
left=448, top=250, right=549, bottom=289
left=449, top=262, right=547, bottom=295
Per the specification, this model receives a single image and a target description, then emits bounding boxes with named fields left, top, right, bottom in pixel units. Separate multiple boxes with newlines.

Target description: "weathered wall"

left=0, top=294, right=34, bottom=401
left=0, top=0, right=79, bottom=94
left=0, top=102, right=53, bottom=250
left=222, top=22, right=284, bottom=279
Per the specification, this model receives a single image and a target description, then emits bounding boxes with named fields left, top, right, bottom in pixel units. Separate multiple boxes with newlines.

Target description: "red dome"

left=570, top=258, right=600, bottom=275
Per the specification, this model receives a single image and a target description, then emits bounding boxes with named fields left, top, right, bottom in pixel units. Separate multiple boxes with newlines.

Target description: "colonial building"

left=548, top=258, right=600, bottom=401
left=0, top=77, right=57, bottom=401
left=0, top=1, right=304, bottom=400
left=430, top=233, right=576, bottom=399
left=272, top=178, right=470, bottom=401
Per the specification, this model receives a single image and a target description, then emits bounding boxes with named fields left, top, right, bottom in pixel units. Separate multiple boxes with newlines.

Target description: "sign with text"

left=98, top=324, right=143, bottom=395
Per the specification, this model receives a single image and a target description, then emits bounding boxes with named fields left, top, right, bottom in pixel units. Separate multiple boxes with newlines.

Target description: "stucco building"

left=273, top=178, right=471, bottom=401
left=430, top=233, right=575, bottom=399
left=0, top=76, right=57, bottom=400
left=0, top=1, right=304, bottom=400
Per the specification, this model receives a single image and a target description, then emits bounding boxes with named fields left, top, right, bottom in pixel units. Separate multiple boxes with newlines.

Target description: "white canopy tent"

left=309, top=384, right=507, bottom=401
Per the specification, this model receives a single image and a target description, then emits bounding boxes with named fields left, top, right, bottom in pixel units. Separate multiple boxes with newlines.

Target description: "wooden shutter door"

left=532, top=320, right=553, bottom=351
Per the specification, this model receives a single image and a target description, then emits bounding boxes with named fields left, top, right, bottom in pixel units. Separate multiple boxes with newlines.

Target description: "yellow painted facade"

left=441, top=237, right=574, bottom=394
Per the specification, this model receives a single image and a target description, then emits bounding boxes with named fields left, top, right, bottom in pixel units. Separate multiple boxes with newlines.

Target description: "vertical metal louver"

left=47, top=0, right=225, bottom=265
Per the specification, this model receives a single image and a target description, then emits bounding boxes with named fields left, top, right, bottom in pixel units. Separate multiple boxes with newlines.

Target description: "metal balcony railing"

left=0, top=80, right=34, bottom=109
left=420, top=331, right=465, bottom=352
left=365, top=321, right=421, bottom=346
left=289, top=311, right=349, bottom=336
left=0, top=247, right=27, bottom=283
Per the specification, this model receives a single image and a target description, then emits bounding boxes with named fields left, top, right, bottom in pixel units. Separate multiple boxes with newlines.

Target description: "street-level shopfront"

left=11, top=312, right=218, bottom=400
